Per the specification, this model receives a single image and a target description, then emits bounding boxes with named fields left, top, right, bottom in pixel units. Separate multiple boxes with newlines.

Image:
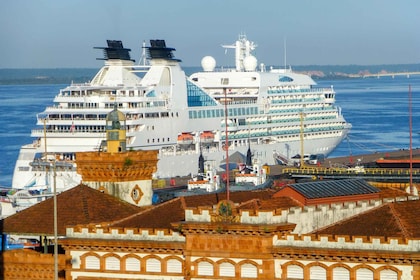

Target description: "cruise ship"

left=12, top=35, right=351, bottom=191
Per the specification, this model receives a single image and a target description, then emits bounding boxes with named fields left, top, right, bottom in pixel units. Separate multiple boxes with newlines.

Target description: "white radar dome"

left=243, top=55, right=257, bottom=71
left=201, top=56, right=216, bottom=72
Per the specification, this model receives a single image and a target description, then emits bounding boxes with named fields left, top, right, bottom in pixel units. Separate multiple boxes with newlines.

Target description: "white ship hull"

left=13, top=127, right=347, bottom=188
left=12, top=36, right=351, bottom=190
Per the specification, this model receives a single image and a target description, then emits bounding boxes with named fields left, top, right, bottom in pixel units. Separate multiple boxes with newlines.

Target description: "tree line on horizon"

left=0, top=64, right=419, bottom=85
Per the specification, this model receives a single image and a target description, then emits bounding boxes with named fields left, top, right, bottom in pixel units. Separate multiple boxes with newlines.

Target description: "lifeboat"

left=177, top=132, right=194, bottom=145
left=200, top=131, right=215, bottom=143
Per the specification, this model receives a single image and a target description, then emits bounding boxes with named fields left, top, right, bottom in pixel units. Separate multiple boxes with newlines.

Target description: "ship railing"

left=221, top=125, right=345, bottom=140
left=271, top=97, right=323, bottom=104
left=216, top=99, right=258, bottom=106
left=245, top=117, right=342, bottom=128
left=268, top=106, right=335, bottom=114
left=68, top=82, right=91, bottom=86
left=160, top=146, right=222, bottom=156
left=267, top=87, right=334, bottom=94
left=37, top=114, right=104, bottom=121
left=284, top=166, right=420, bottom=176
left=31, top=129, right=104, bottom=135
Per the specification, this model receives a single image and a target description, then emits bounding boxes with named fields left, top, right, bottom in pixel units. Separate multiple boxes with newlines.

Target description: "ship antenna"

left=139, top=40, right=148, bottom=66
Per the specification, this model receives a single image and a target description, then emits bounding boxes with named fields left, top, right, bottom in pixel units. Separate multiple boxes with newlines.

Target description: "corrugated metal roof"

left=290, top=178, right=379, bottom=199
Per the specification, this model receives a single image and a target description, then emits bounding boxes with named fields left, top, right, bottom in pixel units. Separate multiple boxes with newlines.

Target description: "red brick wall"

left=0, top=249, right=69, bottom=280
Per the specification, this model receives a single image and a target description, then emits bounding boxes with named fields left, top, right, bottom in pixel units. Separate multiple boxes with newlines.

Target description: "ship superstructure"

left=12, top=36, right=351, bottom=191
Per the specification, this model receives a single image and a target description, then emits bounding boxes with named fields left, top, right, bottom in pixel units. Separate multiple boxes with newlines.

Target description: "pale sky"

left=1, top=0, right=419, bottom=68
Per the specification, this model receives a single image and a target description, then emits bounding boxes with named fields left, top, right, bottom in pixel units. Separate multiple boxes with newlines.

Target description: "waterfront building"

left=60, top=194, right=419, bottom=280
left=1, top=183, right=418, bottom=279
left=1, top=109, right=418, bottom=279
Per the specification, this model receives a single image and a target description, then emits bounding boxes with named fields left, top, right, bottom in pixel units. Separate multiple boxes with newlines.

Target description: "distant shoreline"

left=1, top=64, right=419, bottom=85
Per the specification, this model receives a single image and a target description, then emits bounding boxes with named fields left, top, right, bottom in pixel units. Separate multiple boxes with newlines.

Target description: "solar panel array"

left=290, top=178, right=379, bottom=199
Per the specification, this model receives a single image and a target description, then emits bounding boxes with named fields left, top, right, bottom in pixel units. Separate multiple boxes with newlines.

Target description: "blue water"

left=0, top=76, right=419, bottom=187
left=321, top=76, right=420, bottom=157
left=0, top=84, right=63, bottom=187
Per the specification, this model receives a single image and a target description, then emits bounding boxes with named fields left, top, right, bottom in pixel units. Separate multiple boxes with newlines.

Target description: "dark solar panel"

left=290, top=178, right=379, bottom=199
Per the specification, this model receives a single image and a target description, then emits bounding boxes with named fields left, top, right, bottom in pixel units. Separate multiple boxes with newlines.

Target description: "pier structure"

left=351, top=71, right=420, bottom=78
left=283, top=166, right=420, bottom=184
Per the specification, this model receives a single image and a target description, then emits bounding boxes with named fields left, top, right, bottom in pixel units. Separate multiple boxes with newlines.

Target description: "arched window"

left=105, top=256, right=120, bottom=271
left=125, top=257, right=140, bottom=272
left=167, top=258, right=182, bottom=273
left=85, top=255, right=100, bottom=270
left=146, top=258, right=161, bottom=272
left=197, top=261, right=214, bottom=276
left=219, top=262, right=235, bottom=277
left=240, top=263, right=257, bottom=278
left=310, top=265, right=326, bottom=280
left=332, top=266, right=350, bottom=280
left=287, top=264, right=303, bottom=279
left=380, top=269, right=398, bottom=280
left=356, top=268, right=374, bottom=280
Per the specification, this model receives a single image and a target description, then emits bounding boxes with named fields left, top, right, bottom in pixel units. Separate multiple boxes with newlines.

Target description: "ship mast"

left=139, top=40, right=148, bottom=66
left=222, top=34, right=256, bottom=72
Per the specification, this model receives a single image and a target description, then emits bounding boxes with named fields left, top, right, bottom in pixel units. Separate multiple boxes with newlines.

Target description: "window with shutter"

left=356, top=268, right=374, bottom=280
left=85, top=256, right=100, bottom=270
left=240, top=263, right=257, bottom=278
left=146, top=258, right=161, bottom=272
left=197, top=261, right=214, bottom=276
left=332, top=267, right=350, bottom=280
left=287, top=264, right=303, bottom=280
left=125, top=257, right=140, bottom=272
left=309, top=265, right=326, bottom=280
left=380, top=269, right=398, bottom=280
left=105, top=256, right=120, bottom=271
left=167, top=259, right=182, bottom=273
left=219, top=262, right=235, bottom=277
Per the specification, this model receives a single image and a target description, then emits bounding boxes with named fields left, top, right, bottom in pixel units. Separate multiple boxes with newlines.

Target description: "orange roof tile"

left=0, top=184, right=142, bottom=236
left=236, top=197, right=303, bottom=211
left=376, top=186, right=410, bottom=199
left=107, top=189, right=278, bottom=229
left=313, top=199, right=420, bottom=238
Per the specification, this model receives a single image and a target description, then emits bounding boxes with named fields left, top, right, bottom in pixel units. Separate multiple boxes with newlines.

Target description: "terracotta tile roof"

left=313, top=199, right=420, bottom=238
left=0, top=184, right=142, bottom=236
left=109, top=198, right=186, bottom=229
left=376, top=186, right=410, bottom=199
left=182, top=189, right=276, bottom=207
left=237, top=197, right=303, bottom=211
left=108, top=189, right=277, bottom=229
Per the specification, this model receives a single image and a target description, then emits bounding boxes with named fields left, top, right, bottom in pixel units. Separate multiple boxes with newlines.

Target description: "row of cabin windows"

left=47, top=112, right=177, bottom=123
left=147, top=138, right=170, bottom=144
left=66, top=101, right=167, bottom=109
left=189, top=107, right=258, bottom=119
left=60, top=90, right=146, bottom=97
